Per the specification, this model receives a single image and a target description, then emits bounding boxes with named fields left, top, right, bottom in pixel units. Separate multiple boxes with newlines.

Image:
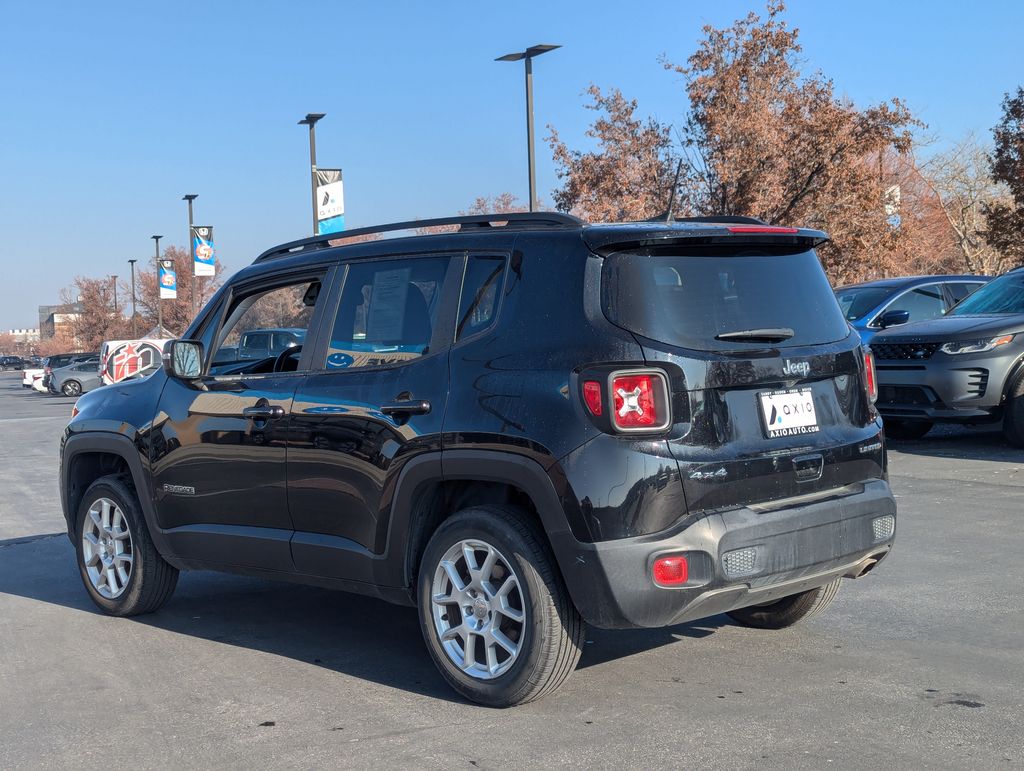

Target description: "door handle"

left=381, top=400, right=431, bottom=417
left=242, top=405, right=285, bottom=419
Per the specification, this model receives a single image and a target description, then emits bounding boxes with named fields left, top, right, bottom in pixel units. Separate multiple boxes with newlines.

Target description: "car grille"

left=877, top=385, right=933, bottom=406
left=871, top=342, right=941, bottom=360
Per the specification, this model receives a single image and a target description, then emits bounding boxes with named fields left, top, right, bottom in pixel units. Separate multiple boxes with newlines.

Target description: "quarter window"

left=457, top=255, right=506, bottom=340
left=325, top=257, right=450, bottom=369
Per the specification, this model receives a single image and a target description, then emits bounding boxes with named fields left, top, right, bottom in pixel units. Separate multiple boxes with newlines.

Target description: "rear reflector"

left=582, top=380, right=603, bottom=416
left=872, top=514, right=895, bottom=542
left=652, top=555, right=689, bottom=586
left=726, top=225, right=799, bottom=234
left=722, top=547, right=758, bottom=578
left=864, top=349, right=878, bottom=403
left=610, top=370, right=670, bottom=431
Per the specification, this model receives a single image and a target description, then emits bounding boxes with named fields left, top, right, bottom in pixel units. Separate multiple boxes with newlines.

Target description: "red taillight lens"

left=726, top=225, right=799, bottom=234
left=652, top=555, right=689, bottom=586
left=864, top=349, right=878, bottom=403
left=611, top=371, right=669, bottom=430
left=582, top=380, right=603, bottom=415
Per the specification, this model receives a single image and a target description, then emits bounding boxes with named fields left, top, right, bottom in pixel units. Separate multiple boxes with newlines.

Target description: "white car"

left=22, top=368, right=43, bottom=389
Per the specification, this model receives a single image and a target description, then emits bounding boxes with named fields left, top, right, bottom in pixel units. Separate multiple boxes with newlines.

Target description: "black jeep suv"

left=61, top=213, right=895, bottom=706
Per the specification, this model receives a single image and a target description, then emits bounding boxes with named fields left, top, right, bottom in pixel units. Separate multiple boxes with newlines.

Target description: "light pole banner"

left=315, top=168, right=345, bottom=234
left=159, top=260, right=177, bottom=299
left=191, top=225, right=216, bottom=276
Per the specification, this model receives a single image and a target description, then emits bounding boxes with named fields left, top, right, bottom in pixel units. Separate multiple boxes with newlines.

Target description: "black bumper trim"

left=550, top=479, right=896, bottom=629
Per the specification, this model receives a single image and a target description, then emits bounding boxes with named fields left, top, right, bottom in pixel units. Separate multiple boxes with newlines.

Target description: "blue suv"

left=835, top=275, right=989, bottom=346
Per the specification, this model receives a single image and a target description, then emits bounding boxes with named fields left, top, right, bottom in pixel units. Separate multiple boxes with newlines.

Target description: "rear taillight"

left=864, top=349, right=878, bottom=403
left=652, top=555, right=689, bottom=586
left=582, top=380, right=603, bottom=416
left=726, top=225, right=799, bottom=234
left=610, top=370, right=671, bottom=432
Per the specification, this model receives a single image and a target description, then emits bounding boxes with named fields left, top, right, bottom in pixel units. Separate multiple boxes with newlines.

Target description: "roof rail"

left=254, top=212, right=586, bottom=264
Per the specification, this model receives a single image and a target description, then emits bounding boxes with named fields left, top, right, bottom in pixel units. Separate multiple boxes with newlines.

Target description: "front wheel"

left=727, top=578, right=842, bottom=629
left=417, top=505, right=584, bottom=707
left=884, top=418, right=933, bottom=440
left=76, top=475, right=178, bottom=616
left=1002, top=374, right=1024, bottom=447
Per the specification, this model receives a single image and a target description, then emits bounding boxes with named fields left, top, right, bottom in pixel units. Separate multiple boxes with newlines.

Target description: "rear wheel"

left=61, top=380, right=82, bottom=397
left=1002, top=373, right=1024, bottom=447
left=727, top=579, right=842, bottom=629
left=76, top=475, right=178, bottom=616
left=417, top=505, right=584, bottom=707
left=883, top=418, right=933, bottom=440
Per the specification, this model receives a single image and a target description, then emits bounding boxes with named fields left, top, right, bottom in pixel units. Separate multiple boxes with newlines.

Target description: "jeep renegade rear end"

left=61, top=213, right=895, bottom=707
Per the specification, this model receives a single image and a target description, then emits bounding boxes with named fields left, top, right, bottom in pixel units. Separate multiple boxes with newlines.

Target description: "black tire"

left=417, top=505, right=584, bottom=707
left=727, top=578, right=842, bottom=630
left=883, top=418, right=933, bottom=440
left=75, top=475, right=178, bottom=616
left=1002, top=373, right=1024, bottom=447
left=61, top=380, right=82, bottom=397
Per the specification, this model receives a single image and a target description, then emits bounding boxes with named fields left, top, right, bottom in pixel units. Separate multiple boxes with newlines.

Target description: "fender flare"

left=385, top=449, right=580, bottom=589
left=61, top=432, right=176, bottom=560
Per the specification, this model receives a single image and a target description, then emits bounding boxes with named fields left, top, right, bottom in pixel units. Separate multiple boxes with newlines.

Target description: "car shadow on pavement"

left=0, top=535, right=730, bottom=701
left=886, top=424, right=1022, bottom=464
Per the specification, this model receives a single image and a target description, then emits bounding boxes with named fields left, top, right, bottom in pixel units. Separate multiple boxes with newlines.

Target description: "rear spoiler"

left=582, top=223, right=830, bottom=255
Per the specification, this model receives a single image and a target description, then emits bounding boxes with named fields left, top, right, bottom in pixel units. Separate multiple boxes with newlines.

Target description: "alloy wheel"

left=81, top=497, right=134, bottom=599
left=430, top=539, right=526, bottom=680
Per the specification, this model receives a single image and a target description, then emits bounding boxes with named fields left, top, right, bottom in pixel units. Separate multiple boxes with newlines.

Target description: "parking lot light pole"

left=183, top=194, right=198, bottom=319
left=496, top=45, right=561, bottom=212
left=298, top=113, right=326, bottom=235
left=128, top=259, right=138, bottom=337
left=151, top=235, right=163, bottom=336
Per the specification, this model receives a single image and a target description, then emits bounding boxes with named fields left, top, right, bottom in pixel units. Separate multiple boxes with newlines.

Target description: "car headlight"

left=940, top=335, right=1015, bottom=354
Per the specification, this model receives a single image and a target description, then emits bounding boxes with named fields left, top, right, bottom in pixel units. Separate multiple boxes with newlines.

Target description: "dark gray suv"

left=872, top=268, right=1024, bottom=443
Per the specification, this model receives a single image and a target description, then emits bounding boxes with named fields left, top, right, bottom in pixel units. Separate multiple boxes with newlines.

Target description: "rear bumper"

left=551, top=479, right=895, bottom=629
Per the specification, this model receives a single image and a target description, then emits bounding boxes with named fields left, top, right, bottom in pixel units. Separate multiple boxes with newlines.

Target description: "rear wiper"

left=715, top=327, right=795, bottom=343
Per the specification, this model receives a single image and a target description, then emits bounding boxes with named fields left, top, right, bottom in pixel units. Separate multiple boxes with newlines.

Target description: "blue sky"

left=1, top=0, right=1021, bottom=330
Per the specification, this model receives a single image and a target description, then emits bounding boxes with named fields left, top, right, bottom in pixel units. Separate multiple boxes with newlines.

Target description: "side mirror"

left=878, top=309, right=910, bottom=329
left=164, top=340, right=204, bottom=379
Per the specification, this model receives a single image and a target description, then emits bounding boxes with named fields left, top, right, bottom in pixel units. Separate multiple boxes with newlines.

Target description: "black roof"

left=250, top=212, right=830, bottom=269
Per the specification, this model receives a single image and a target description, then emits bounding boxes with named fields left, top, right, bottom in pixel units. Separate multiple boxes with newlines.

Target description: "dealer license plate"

left=758, top=388, right=819, bottom=438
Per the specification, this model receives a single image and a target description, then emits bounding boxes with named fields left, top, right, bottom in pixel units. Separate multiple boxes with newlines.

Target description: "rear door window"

left=602, top=247, right=849, bottom=351
left=883, top=285, right=946, bottom=322
left=325, top=256, right=450, bottom=369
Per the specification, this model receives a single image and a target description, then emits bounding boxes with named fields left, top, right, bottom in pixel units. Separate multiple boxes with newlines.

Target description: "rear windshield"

left=949, top=272, right=1024, bottom=315
left=834, top=286, right=896, bottom=322
left=602, top=247, right=850, bottom=351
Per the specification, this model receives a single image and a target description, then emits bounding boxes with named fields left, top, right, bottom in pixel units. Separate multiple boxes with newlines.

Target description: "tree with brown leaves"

left=984, top=87, right=1024, bottom=267
left=665, top=1, right=922, bottom=282
left=547, top=86, right=678, bottom=221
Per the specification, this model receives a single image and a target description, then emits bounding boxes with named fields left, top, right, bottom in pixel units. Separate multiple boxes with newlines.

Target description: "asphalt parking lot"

left=0, top=370, right=1021, bottom=769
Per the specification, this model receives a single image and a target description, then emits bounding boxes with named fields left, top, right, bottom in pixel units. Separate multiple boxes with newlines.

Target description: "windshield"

left=602, top=247, right=850, bottom=351
left=834, top=286, right=897, bottom=322
left=950, top=272, right=1024, bottom=315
